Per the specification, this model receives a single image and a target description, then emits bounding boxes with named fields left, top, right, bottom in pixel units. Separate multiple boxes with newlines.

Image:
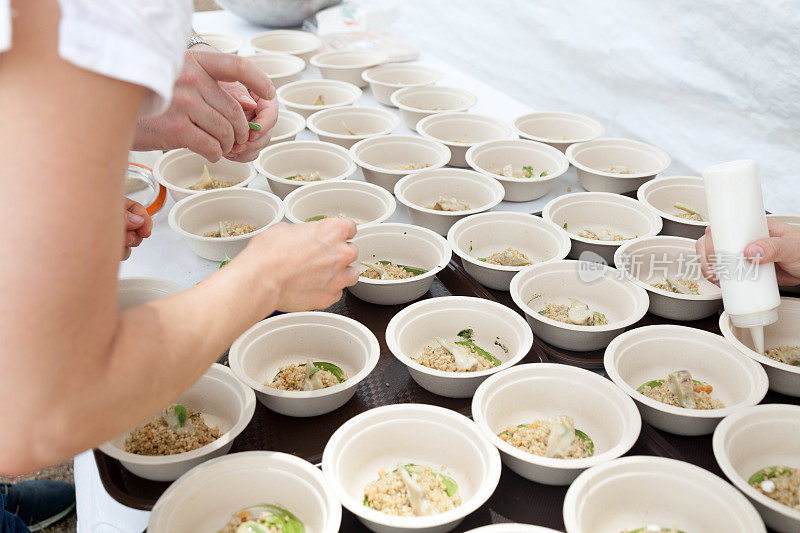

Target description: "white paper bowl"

left=637, top=175, right=708, bottom=239
left=306, top=106, right=400, bottom=149
left=465, top=139, right=569, bottom=202
left=719, top=297, right=800, bottom=397
left=268, top=109, right=306, bottom=144
left=542, top=192, right=663, bottom=265
left=97, top=364, right=256, bottom=482
left=390, top=86, right=478, bottom=131
left=199, top=32, right=245, bottom=54
left=168, top=188, right=285, bottom=261
left=448, top=212, right=571, bottom=291
left=465, top=526, right=560, bottom=533
left=154, top=148, right=257, bottom=202
left=713, top=404, right=800, bottom=533
left=249, top=29, right=322, bottom=63
left=605, top=325, right=769, bottom=436
left=243, top=52, right=306, bottom=88
left=385, top=296, right=533, bottom=398
left=254, top=140, right=357, bottom=199
left=350, top=135, right=451, bottom=192
left=613, top=235, right=722, bottom=320
left=513, top=111, right=604, bottom=153
left=510, top=260, right=649, bottom=352
left=148, top=451, right=341, bottom=533
left=284, top=180, right=396, bottom=227
left=362, top=63, right=443, bottom=107
left=566, top=137, right=671, bottom=193
left=229, top=312, right=380, bottom=417
left=394, top=169, right=505, bottom=236
left=277, top=79, right=362, bottom=118
left=310, top=50, right=386, bottom=88
left=472, top=363, right=641, bottom=486
left=563, top=456, right=766, bottom=533
left=768, top=213, right=800, bottom=228
left=348, top=223, right=452, bottom=305
left=117, top=277, right=184, bottom=311
left=321, top=404, right=502, bottom=533
left=417, top=112, right=513, bottom=167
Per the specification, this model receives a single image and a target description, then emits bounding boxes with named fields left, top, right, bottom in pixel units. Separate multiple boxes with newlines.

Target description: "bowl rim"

left=604, top=324, right=770, bottom=420
left=241, top=51, right=306, bottom=79
left=254, top=139, right=357, bottom=187
left=384, top=295, right=534, bottom=380
left=472, top=363, right=642, bottom=470
left=464, top=138, right=570, bottom=185
left=512, top=111, right=605, bottom=144
left=321, top=403, right=502, bottom=529
left=197, top=32, right=245, bottom=52
left=309, top=49, right=387, bottom=70
left=269, top=109, right=307, bottom=142
left=636, top=174, right=709, bottom=228
left=712, top=403, right=800, bottom=523
left=509, top=259, right=650, bottom=332
left=248, top=29, right=322, bottom=56
left=389, top=85, right=478, bottom=113
left=352, top=222, right=452, bottom=285
left=153, top=148, right=258, bottom=195
left=465, top=525, right=561, bottom=533
left=148, top=450, right=342, bottom=532
left=97, top=363, right=256, bottom=465
left=228, top=311, right=381, bottom=400
left=565, top=136, right=672, bottom=179
left=542, top=191, right=663, bottom=246
left=167, top=187, right=285, bottom=243
left=613, top=235, right=722, bottom=301
left=305, top=105, right=400, bottom=141
left=394, top=168, right=505, bottom=217
left=349, top=134, right=451, bottom=175
left=282, top=179, right=397, bottom=226
left=718, top=297, right=800, bottom=376
left=562, top=455, right=767, bottom=532
left=276, top=79, right=362, bottom=111
left=416, top=111, right=514, bottom=148
left=361, top=63, right=444, bottom=88
left=447, top=212, right=572, bottom=272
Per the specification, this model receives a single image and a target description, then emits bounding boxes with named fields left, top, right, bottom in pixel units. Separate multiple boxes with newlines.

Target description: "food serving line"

left=74, top=9, right=800, bottom=533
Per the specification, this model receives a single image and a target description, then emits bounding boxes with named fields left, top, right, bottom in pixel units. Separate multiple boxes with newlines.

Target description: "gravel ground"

left=0, top=462, right=76, bottom=532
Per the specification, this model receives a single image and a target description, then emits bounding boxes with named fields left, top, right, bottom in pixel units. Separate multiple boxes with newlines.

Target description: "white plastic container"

left=243, top=52, right=306, bottom=88
left=321, top=404, right=501, bottom=533
left=198, top=32, right=245, bottom=54
left=466, top=526, right=560, bottom=533
left=361, top=63, right=443, bottom=107
left=97, top=364, right=256, bottom=482
left=283, top=180, right=396, bottom=227
left=385, top=296, right=533, bottom=398
left=249, top=29, right=322, bottom=63
left=350, top=135, right=451, bottom=192
left=390, top=86, right=478, bottom=131
left=637, top=175, right=709, bottom=240
left=416, top=112, right=513, bottom=167
left=310, top=50, right=386, bottom=87
left=566, top=137, right=671, bottom=193
left=471, top=364, right=641, bottom=486
left=306, top=105, right=400, bottom=149
left=513, top=111, right=604, bottom=153
left=148, top=451, right=341, bottom=533
left=154, top=149, right=257, bottom=202
left=229, top=312, right=380, bottom=417
left=703, top=160, right=781, bottom=353
left=267, top=109, right=306, bottom=144
left=276, top=79, right=362, bottom=118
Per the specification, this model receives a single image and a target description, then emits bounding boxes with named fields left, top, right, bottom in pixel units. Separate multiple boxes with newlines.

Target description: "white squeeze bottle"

left=702, top=160, right=781, bottom=353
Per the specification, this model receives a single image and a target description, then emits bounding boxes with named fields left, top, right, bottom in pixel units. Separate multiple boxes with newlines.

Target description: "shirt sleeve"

left=56, top=0, right=193, bottom=116
left=0, top=0, right=10, bottom=54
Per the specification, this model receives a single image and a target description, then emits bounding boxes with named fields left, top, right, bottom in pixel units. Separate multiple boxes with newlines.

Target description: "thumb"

left=219, top=81, right=257, bottom=111
left=745, top=237, right=788, bottom=264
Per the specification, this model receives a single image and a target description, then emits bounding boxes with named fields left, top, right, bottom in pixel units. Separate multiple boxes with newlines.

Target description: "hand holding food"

left=696, top=218, right=800, bottom=287
left=122, top=198, right=153, bottom=261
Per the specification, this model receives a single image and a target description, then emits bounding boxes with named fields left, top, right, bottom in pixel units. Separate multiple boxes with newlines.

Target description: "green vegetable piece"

left=312, top=361, right=346, bottom=382
left=243, top=504, right=304, bottom=533
left=395, top=464, right=458, bottom=497
left=636, top=378, right=709, bottom=393
left=219, top=253, right=231, bottom=269
left=454, top=339, right=501, bottom=367
left=522, top=165, right=534, bottom=177
left=248, top=121, right=262, bottom=131
left=538, top=309, right=548, bottom=315
left=376, top=260, right=427, bottom=276
left=526, top=293, right=542, bottom=305
left=494, top=338, right=509, bottom=353
left=172, top=404, right=187, bottom=428
left=748, top=465, right=793, bottom=485
left=562, top=222, right=568, bottom=230
left=498, top=423, right=530, bottom=437
left=305, top=215, right=327, bottom=222
left=540, top=171, right=547, bottom=177
left=575, top=429, right=594, bottom=456
left=477, top=257, right=487, bottom=262
left=457, top=328, right=474, bottom=339
left=307, top=366, right=320, bottom=378
left=285, top=175, right=297, bottom=180
left=246, top=524, right=267, bottom=533
left=363, top=495, right=370, bottom=507
left=593, top=311, right=607, bottom=322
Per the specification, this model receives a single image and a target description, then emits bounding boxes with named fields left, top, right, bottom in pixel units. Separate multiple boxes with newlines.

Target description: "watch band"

left=187, top=35, right=207, bottom=49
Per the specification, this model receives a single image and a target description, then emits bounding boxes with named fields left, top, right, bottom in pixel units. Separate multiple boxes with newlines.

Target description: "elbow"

left=0, top=408, right=77, bottom=476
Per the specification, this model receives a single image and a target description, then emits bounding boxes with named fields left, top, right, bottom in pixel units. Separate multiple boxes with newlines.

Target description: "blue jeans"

left=0, top=510, right=29, bottom=533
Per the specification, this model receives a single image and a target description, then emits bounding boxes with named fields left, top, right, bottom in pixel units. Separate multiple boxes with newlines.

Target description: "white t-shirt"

left=0, top=0, right=192, bottom=116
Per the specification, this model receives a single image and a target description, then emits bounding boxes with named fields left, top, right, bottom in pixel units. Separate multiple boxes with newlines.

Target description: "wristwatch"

left=187, top=35, right=207, bottom=49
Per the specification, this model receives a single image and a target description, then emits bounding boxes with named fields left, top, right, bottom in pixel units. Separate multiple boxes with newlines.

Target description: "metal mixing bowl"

left=216, top=0, right=342, bottom=28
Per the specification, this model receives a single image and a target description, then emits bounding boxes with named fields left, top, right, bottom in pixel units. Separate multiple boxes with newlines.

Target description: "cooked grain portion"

left=415, top=344, right=494, bottom=373
left=495, top=164, right=546, bottom=179
left=676, top=210, right=704, bottom=221
left=749, top=466, right=800, bottom=510
left=621, top=526, right=682, bottom=533
left=217, top=504, right=303, bottom=533
left=363, top=464, right=461, bottom=516
left=481, top=247, right=532, bottom=266
left=286, top=170, right=322, bottom=181
left=430, top=196, right=470, bottom=211
left=391, top=163, right=430, bottom=170
left=578, top=228, right=627, bottom=241
left=651, top=277, right=700, bottom=295
left=188, top=165, right=240, bottom=191
left=639, top=380, right=724, bottom=409
left=203, top=221, right=257, bottom=238
left=498, top=417, right=593, bottom=459
left=267, top=362, right=347, bottom=391
left=360, top=261, right=423, bottom=280
left=605, top=165, right=634, bottom=174
left=539, top=300, right=608, bottom=326
left=764, top=345, right=800, bottom=366
left=124, top=406, right=220, bottom=456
